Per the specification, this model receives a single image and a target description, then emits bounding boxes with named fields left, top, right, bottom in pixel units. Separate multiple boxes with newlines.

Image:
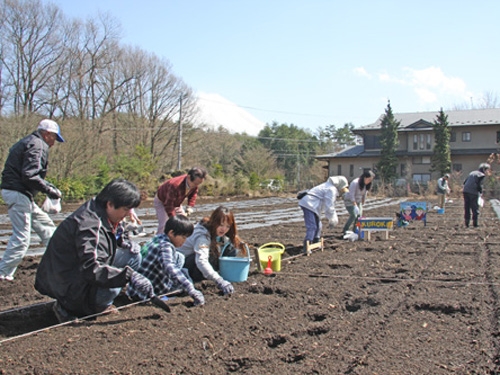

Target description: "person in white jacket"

left=298, top=176, right=349, bottom=254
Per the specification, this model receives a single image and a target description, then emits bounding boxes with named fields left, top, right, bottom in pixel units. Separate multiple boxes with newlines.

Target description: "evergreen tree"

left=430, top=108, right=451, bottom=175
left=258, top=122, right=319, bottom=186
left=376, top=101, right=400, bottom=182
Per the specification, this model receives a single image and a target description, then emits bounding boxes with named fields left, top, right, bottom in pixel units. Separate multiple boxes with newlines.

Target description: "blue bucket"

left=219, top=243, right=251, bottom=282
left=437, top=208, right=445, bottom=214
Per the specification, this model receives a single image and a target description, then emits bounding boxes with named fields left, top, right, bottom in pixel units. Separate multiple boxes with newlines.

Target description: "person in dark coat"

left=35, top=178, right=155, bottom=322
left=463, top=163, right=491, bottom=228
left=0, top=119, right=64, bottom=281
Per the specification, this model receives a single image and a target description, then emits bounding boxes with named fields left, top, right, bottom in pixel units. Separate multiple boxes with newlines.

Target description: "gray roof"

left=316, top=145, right=364, bottom=159
left=357, top=108, right=500, bottom=131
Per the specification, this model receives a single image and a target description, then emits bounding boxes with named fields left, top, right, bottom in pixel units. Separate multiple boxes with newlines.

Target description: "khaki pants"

left=437, top=193, right=445, bottom=208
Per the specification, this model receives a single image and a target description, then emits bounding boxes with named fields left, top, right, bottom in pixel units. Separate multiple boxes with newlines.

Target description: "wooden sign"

left=358, top=217, right=394, bottom=240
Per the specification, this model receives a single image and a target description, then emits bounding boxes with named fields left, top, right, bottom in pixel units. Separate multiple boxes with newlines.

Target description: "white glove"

left=328, top=212, right=338, bottom=229
left=216, top=278, right=234, bottom=295
left=186, top=207, right=194, bottom=216
left=353, top=206, right=360, bottom=217
left=190, top=290, right=205, bottom=306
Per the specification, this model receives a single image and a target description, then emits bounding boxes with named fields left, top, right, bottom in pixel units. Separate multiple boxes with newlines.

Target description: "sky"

left=44, top=0, right=500, bottom=136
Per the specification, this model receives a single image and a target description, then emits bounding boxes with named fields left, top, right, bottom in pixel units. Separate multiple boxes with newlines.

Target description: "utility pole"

left=177, top=95, right=183, bottom=170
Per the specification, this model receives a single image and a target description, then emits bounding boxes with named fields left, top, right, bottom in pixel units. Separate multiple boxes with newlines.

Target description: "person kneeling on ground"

left=35, top=178, right=154, bottom=323
left=177, top=206, right=246, bottom=295
left=127, top=215, right=204, bottom=306
left=298, top=176, right=349, bottom=254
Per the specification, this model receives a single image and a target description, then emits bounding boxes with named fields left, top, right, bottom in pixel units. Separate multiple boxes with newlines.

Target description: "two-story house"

left=316, top=108, right=500, bottom=183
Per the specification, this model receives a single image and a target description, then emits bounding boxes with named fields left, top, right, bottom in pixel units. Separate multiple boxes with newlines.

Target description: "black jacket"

left=35, top=198, right=134, bottom=317
left=1, top=131, right=54, bottom=200
left=463, top=170, right=485, bottom=196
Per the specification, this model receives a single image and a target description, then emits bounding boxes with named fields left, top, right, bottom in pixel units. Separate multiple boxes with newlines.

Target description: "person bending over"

left=178, top=206, right=246, bottom=295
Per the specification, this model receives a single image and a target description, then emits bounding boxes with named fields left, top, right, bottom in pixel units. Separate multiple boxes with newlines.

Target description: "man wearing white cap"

left=0, top=119, right=64, bottom=281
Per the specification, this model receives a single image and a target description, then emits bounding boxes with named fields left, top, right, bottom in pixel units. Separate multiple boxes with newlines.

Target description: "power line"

left=196, top=95, right=332, bottom=119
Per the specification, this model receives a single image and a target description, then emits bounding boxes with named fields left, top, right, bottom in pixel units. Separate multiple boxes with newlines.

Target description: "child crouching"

left=127, top=215, right=204, bottom=306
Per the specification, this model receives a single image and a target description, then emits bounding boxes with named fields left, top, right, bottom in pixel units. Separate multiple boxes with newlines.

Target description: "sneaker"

left=0, top=275, right=14, bottom=282
left=53, top=301, right=77, bottom=323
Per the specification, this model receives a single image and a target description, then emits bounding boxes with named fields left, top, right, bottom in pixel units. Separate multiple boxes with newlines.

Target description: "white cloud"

left=195, top=92, right=265, bottom=136
left=353, top=67, right=371, bottom=78
left=371, top=66, right=473, bottom=105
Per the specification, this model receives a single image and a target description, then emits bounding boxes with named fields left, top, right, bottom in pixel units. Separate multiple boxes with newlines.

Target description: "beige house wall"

left=322, top=123, right=500, bottom=183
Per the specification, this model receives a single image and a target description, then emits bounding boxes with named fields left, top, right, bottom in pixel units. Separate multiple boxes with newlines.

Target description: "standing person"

left=35, top=179, right=155, bottom=322
left=342, top=170, right=376, bottom=234
left=154, top=167, right=207, bottom=234
left=127, top=215, right=205, bottom=306
left=463, top=163, right=491, bottom=228
left=0, top=119, right=64, bottom=281
left=436, top=173, right=451, bottom=209
left=298, top=176, right=349, bottom=254
left=177, top=206, right=246, bottom=295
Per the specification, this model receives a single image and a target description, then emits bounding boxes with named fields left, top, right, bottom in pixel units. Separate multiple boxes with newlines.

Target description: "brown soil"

left=1, top=196, right=500, bottom=374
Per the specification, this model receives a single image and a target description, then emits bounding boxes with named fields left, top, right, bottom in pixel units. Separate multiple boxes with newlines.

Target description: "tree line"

left=0, top=0, right=357, bottom=202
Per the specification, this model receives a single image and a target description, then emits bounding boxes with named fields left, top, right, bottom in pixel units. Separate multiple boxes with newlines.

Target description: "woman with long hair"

left=342, top=170, right=375, bottom=234
left=178, top=206, right=246, bottom=295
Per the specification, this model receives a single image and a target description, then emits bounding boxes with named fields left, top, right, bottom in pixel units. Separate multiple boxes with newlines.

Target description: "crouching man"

left=35, top=178, right=154, bottom=323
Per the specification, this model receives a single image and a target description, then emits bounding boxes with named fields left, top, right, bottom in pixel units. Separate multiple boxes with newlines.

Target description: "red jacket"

left=156, top=174, right=198, bottom=217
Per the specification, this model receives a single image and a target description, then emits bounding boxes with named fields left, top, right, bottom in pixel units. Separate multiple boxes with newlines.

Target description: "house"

left=316, top=108, right=500, bottom=183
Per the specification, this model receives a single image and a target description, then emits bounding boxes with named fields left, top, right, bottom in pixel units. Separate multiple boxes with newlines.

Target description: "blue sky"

left=45, top=0, right=500, bottom=135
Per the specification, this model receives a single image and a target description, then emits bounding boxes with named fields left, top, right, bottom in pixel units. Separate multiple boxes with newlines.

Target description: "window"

left=349, top=164, right=354, bottom=177
left=337, top=164, right=342, bottom=175
left=497, top=131, right=500, bottom=143
left=364, top=135, right=381, bottom=149
left=462, top=132, right=471, bottom=142
left=450, top=131, right=456, bottom=142
left=413, top=133, right=432, bottom=150
left=412, top=156, right=431, bottom=165
left=400, top=163, right=406, bottom=177
left=412, top=174, right=431, bottom=183
left=453, top=163, right=462, bottom=172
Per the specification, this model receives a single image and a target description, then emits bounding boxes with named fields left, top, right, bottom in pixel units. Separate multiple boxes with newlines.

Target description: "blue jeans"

left=301, top=207, right=321, bottom=245
left=0, top=189, right=56, bottom=278
left=95, top=247, right=142, bottom=309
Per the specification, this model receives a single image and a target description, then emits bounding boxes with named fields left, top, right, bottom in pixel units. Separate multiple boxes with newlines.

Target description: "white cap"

left=38, top=119, right=64, bottom=142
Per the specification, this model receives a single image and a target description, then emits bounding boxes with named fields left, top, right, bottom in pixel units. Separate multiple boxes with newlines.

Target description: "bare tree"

left=0, top=0, right=65, bottom=115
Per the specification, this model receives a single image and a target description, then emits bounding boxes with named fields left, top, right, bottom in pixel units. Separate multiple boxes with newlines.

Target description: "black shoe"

left=53, top=301, right=77, bottom=323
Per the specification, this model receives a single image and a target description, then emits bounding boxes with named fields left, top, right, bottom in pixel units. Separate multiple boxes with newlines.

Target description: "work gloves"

left=190, top=289, right=205, bottom=306
left=186, top=207, right=194, bottom=216
left=353, top=206, right=360, bottom=217
left=130, top=271, right=154, bottom=299
left=46, top=184, right=62, bottom=199
left=216, top=278, right=234, bottom=295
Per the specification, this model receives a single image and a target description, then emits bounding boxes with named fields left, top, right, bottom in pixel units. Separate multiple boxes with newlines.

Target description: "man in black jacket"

left=463, top=163, right=491, bottom=228
left=35, top=178, right=154, bottom=323
left=0, top=119, right=64, bottom=281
